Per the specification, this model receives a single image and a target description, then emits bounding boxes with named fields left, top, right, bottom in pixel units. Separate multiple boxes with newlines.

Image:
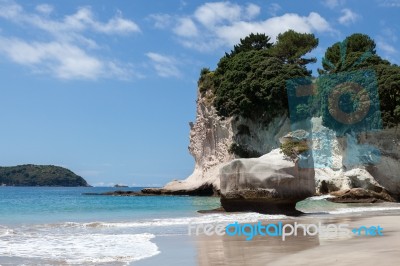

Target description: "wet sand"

left=136, top=214, right=400, bottom=266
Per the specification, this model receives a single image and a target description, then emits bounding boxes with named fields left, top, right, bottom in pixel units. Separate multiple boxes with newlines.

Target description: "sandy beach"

left=136, top=213, right=400, bottom=266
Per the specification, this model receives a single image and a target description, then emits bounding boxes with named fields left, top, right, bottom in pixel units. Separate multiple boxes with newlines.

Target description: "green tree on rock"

left=227, top=33, right=273, bottom=57
left=212, top=31, right=319, bottom=121
left=318, top=33, right=400, bottom=128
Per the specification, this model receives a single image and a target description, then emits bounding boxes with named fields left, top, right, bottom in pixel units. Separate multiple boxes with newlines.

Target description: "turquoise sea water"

left=0, top=187, right=224, bottom=265
left=1, top=187, right=400, bottom=265
left=0, top=187, right=220, bottom=225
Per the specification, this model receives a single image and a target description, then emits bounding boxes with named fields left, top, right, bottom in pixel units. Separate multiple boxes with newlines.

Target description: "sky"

left=0, top=0, right=399, bottom=186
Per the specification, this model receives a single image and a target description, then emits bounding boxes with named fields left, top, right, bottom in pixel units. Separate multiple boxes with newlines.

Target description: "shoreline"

left=135, top=211, right=400, bottom=266
left=2, top=188, right=400, bottom=265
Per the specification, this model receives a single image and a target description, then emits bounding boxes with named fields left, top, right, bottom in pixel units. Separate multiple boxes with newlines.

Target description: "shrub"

left=280, top=140, right=310, bottom=160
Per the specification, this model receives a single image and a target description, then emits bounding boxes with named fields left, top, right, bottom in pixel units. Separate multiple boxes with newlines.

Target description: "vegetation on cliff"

left=280, top=140, right=310, bottom=160
left=200, top=31, right=318, bottom=121
left=318, top=33, right=400, bottom=129
left=0, top=165, right=89, bottom=186
left=198, top=31, right=400, bottom=158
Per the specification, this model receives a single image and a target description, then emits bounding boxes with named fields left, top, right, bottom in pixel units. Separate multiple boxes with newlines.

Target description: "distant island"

left=0, top=165, right=89, bottom=187
left=114, top=184, right=128, bottom=188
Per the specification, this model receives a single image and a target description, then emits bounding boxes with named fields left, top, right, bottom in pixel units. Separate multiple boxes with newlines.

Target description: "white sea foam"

left=0, top=213, right=286, bottom=264
left=55, top=213, right=288, bottom=229
left=307, top=195, right=335, bottom=200
left=0, top=227, right=14, bottom=237
left=0, top=232, right=159, bottom=265
left=328, top=206, right=400, bottom=214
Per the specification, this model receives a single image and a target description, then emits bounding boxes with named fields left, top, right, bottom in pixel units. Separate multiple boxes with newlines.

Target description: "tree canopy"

left=197, top=31, right=400, bottom=157
left=318, top=33, right=400, bottom=128
left=227, top=33, right=273, bottom=57
left=204, top=31, right=319, bottom=121
left=271, top=30, right=319, bottom=65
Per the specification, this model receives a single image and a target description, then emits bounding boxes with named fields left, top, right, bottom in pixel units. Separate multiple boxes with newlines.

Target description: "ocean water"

left=1, top=187, right=400, bottom=265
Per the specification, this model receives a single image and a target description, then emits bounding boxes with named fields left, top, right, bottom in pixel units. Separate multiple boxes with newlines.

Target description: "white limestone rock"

left=219, top=149, right=315, bottom=214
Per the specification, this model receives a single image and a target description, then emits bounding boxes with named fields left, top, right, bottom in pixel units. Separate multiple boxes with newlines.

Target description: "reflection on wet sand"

left=196, top=220, right=321, bottom=266
left=195, top=215, right=399, bottom=266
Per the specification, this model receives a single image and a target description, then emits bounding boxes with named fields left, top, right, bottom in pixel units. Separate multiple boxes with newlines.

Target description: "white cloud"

left=179, top=0, right=188, bottom=10
left=323, top=0, right=346, bottom=8
left=35, top=4, right=53, bottom=15
left=268, top=3, right=281, bottom=16
left=146, top=52, right=181, bottom=78
left=338, top=8, right=360, bottom=25
left=377, top=40, right=398, bottom=54
left=151, top=2, right=333, bottom=52
left=92, top=182, right=115, bottom=187
left=194, top=2, right=243, bottom=27
left=94, top=14, right=140, bottom=35
left=173, top=18, right=198, bottom=37
left=378, top=0, right=400, bottom=7
left=0, top=1, right=140, bottom=80
left=0, top=37, right=102, bottom=79
left=245, top=3, right=261, bottom=19
left=0, top=37, right=136, bottom=80
left=148, top=14, right=173, bottom=29
left=0, top=3, right=20, bottom=20
left=376, top=33, right=399, bottom=63
left=307, top=12, right=333, bottom=32
left=0, top=3, right=140, bottom=36
left=382, top=28, right=398, bottom=42
left=324, top=0, right=339, bottom=8
left=193, top=2, right=259, bottom=25
left=216, top=12, right=331, bottom=46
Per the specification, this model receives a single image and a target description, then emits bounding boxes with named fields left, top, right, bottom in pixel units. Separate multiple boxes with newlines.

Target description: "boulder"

left=328, top=188, right=396, bottom=203
left=141, top=183, right=218, bottom=196
left=219, top=149, right=315, bottom=215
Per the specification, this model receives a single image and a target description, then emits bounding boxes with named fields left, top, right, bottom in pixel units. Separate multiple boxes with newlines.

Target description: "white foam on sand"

left=0, top=232, right=159, bottom=265
left=0, top=213, right=287, bottom=264
left=56, top=213, right=288, bottom=229
left=307, top=195, right=335, bottom=200
left=328, top=206, right=400, bottom=214
left=0, top=226, right=14, bottom=237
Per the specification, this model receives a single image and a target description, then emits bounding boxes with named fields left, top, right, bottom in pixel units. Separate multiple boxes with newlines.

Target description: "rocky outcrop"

left=156, top=90, right=234, bottom=195
left=311, top=117, right=400, bottom=201
left=219, top=148, right=315, bottom=215
left=142, top=82, right=400, bottom=205
left=84, top=191, right=146, bottom=196
left=361, top=128, right=400, bottom=200
left=141, top=184, right=217, bottom=196
left=143, top=88, right=290, bottom=195
left=83, top=190, right=203, bottom=196
left=328, top=188, right=396, bottom=203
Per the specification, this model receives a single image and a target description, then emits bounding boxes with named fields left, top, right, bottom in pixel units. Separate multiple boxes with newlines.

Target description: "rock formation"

left=142, top=89, right=290, bottom=195
left=219, top=148, right=315, bottom=214
left=310, top=117, right=400, bottom=201
left=328, top=188, right=396, bottom=203
left=142, top=84, right=400, bottom=207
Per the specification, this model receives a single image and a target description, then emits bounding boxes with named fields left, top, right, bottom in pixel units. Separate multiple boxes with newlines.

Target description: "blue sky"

left=0, top=0, right=398, bottom=186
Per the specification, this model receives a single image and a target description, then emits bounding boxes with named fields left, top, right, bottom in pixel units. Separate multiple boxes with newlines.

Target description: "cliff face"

left=161, top=87, right=400, bottom=201
left=162, top=89, right=290, bottom=193
left=313, top=119, right=400, bottom=200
